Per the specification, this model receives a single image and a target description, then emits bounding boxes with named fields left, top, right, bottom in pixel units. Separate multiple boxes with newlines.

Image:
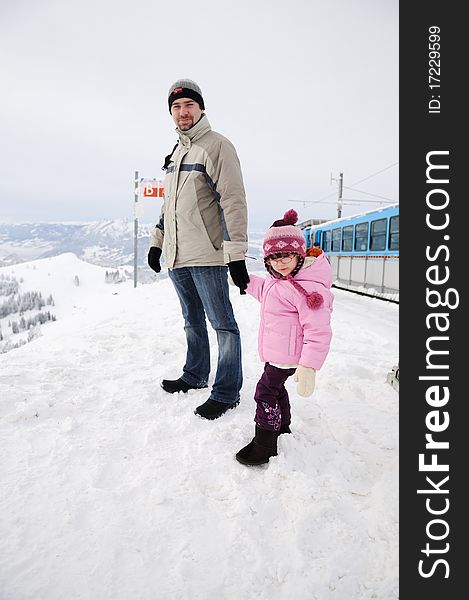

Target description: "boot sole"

left=235, top=454, right=270, bottom=466
left=161, top=382, right=208, bottom=394
left=194, top=399, right=240, bottom=420
left=235, top=443, right=277, bottom=466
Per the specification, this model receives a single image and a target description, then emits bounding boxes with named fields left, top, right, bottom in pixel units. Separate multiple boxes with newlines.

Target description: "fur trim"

left=302, top=256, right=317, bottom=268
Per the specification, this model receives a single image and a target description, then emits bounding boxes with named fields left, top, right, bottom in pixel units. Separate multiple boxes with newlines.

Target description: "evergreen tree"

left=27, top=324, right=41, bottom=342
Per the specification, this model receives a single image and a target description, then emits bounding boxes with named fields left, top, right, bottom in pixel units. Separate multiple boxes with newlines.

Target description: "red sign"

left=143, top=183, right=164, bottom=197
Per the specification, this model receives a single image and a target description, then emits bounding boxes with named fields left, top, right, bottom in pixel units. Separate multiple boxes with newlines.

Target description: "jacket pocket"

left=198, top=208, right=219, bottom=252
left=194, top=179, right=223, bottom=251
left=288, top=325, right=298, bottom=356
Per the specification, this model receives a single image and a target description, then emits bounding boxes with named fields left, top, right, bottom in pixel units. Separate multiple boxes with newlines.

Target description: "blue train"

left=299, top=203, right=399, bottom=298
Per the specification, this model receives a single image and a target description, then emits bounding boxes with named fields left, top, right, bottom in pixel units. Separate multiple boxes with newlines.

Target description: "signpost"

left=133, top=173, right=164, bottom=288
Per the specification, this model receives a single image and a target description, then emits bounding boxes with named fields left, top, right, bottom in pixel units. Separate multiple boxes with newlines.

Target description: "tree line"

left=0, top=274, right=57, bottom=353
left=0, top=290, right=55, bottom=318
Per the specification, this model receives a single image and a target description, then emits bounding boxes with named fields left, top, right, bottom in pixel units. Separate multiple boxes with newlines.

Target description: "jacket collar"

left=176, top=114, right=211, bottom=145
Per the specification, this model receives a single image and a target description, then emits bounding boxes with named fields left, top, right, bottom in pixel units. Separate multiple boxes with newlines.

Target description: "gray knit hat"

left=168, top=79, right=205, bottom=112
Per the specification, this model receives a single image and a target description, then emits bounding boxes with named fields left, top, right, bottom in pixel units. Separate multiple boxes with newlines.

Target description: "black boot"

left=195, top=398, right=240, bottom=420
left=161, top=378, right=208, bottom=394
left=279, top=423, right=291, bottom=434
left=235, top=425, right=279, bottom=466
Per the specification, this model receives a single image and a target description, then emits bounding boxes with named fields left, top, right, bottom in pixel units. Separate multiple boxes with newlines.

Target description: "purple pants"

left=254, top=363, right=296, bottom=431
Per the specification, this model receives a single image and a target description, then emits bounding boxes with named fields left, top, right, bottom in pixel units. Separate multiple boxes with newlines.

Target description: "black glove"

left=228, top=260, right=250, bottom=295
left=148, top=247, right=162, bottom=273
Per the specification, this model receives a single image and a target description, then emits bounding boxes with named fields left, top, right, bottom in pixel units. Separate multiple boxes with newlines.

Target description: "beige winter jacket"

left=149, top=115, right=248, bottom=268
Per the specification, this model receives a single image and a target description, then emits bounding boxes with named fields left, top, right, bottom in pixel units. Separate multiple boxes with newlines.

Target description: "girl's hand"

left=294, top=365, right=316, bottom=397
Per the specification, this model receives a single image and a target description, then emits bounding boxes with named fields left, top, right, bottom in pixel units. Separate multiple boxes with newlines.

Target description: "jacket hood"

left=265, top=253, right=332, bottom=310
left=294, top=253, right=333, bottom=289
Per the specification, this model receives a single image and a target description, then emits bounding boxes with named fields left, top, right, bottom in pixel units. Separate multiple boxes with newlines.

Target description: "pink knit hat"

left=263, top=209, right=306, bottom=258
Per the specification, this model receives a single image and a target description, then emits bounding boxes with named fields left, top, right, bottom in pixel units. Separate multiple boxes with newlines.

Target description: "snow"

left=0, top=254, right=398, bottom=599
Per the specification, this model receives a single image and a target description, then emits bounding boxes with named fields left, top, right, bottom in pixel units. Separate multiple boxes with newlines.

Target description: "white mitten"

left=294, top=365, right=316, bottom=397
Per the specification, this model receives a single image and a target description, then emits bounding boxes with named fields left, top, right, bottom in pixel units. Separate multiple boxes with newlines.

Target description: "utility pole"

left=133, top=170, right=139, bottom=288
left=337, top=172, right=343, bottom=218
left=331, top=172, right=344, bottom=218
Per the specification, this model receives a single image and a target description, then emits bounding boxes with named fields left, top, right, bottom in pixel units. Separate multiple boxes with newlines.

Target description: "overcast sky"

left=0, top=0, right=398, bottom=230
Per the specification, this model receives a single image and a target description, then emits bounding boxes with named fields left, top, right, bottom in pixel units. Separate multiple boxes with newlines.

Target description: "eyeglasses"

left=266, top=256, right=295, bottom=265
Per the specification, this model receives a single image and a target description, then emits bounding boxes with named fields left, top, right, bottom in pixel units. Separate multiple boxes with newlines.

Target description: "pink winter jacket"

left=246, top=253, right=333, bottom=370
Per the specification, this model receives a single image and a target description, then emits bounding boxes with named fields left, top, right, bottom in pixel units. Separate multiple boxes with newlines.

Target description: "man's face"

left=170, top=98, right=203, bottom=130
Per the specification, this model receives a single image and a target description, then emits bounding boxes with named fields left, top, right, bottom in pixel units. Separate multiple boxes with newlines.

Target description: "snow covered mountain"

left=0, top=221, right=266, bottom=270
left=0, top=221, right=155, bottom=268
left=0, top=252, right=399, bottom=599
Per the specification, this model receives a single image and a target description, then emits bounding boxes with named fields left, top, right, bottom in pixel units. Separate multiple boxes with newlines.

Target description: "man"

left=148, top=78, right=249, bottom=420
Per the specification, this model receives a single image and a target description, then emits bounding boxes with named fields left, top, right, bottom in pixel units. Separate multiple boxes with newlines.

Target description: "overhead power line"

left=347, top=161, right=399, bottom=188
left=289, top=161, right=399, bottom=215
left=342, top=186, right=396, bottom=202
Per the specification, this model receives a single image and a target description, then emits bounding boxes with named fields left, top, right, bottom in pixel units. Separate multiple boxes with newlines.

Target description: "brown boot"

left=235, top=425, right=279, bottom=466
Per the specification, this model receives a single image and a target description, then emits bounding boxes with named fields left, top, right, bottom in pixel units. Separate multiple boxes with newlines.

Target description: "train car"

left=300, top=204, right=399, bottom=299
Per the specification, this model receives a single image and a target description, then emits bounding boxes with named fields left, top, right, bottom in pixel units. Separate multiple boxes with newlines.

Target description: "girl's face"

left=267, top=254, right=299, bottom=276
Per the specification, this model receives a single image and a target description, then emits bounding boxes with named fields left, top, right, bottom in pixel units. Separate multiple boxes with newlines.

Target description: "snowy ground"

left=0, top=255, right=399, bottom=600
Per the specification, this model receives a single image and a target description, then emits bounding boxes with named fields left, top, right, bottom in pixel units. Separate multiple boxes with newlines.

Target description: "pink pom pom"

left=283, top=209, right=298, bottom=225
left=306, top=291, right=324, bottom=309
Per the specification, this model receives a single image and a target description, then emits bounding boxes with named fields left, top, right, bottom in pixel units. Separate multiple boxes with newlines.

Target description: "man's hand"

left=294, top=365, right=316, bottom=397
left=228, top=260, right=250, bottom=294
left=148, top=247, right=162, bottom=273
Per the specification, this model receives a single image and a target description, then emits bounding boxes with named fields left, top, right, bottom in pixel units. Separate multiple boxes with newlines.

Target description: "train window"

left=354, top=222, right=369, bottom=251
left=331, top=228, right=341, bottom=252
left=342, top=226, right=353, bottom=251
left=389, top=216, right=399, bottom=250
left=370, top=218, right=386, bottom=251
left=322, top=230, right=331, bottom=252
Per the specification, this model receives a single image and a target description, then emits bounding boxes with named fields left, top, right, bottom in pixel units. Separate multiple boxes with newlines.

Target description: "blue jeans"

left=168, top=266, right=243, bottom=404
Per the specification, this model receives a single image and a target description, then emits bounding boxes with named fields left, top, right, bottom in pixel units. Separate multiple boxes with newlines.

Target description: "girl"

left=236, top=209, right=333, bottom=466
